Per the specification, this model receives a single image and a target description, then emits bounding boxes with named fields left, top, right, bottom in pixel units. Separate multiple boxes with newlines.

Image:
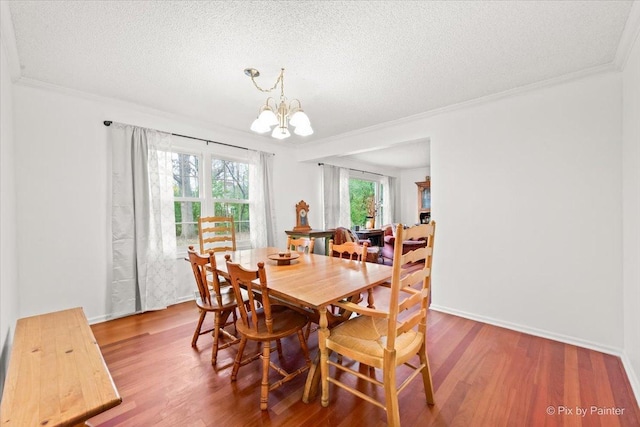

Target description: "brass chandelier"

left=244, top=67, right=313, bottom=140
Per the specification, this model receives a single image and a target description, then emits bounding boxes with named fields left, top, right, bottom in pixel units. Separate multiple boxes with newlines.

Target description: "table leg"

left=302, top=352, right=320, bottom=403
left=367, top=288, right=375, bottom=309
left=302, top=306, right=330, bottom=404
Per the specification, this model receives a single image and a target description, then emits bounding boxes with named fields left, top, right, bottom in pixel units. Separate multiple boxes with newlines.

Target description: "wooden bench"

left=0, top=307, right=121, bottom=427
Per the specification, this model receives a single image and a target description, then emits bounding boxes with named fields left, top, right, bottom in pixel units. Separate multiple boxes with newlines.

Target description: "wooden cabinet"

left=416, top=179, right=431, bottom=223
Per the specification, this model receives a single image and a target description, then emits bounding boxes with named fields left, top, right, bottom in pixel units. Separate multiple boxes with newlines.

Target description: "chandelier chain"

left=249, top=68, right=285, bottom=95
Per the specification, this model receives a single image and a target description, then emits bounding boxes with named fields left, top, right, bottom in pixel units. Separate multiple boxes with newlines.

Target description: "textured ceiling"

left=5, top=0, right=634, bottom=167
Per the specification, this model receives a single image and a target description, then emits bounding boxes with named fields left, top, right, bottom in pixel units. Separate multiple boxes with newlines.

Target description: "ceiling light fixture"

left=244, top=67, right=313, bottom=140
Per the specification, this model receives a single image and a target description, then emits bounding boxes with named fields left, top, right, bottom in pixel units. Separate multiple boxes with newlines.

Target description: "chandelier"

left=244, top=67, right=313, bottom=140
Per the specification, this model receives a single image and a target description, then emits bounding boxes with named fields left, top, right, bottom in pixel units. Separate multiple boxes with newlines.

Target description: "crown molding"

left=0, top=1, right=21, bottom=81
left=614, top=0, right=640, bottom=70
left=306, top=62, right=618, bottom=149
left=14, top=76, right=285, bottom=153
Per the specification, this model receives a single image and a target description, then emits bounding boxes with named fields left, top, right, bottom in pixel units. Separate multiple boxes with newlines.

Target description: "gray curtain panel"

left=109, top=124, right=176, bottom=317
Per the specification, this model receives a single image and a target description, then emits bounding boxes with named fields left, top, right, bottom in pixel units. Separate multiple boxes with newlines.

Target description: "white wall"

left=301, top=72, right=624, bottom=352
left=622, top=31, right=640, bottom=399
left=0, top=32, right=18, bottom=392
left=430, top=72, right=623, bottom=350
left=13, top=83, right=321, bottom=322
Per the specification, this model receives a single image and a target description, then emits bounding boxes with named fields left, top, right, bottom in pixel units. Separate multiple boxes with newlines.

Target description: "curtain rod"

left=103, top=121, right=274, bottom=155
left=317, top=162, right=383, bottom=177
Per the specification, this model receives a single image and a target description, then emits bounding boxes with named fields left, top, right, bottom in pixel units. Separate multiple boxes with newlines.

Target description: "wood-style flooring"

left=88, top=296, right=640, bottom=426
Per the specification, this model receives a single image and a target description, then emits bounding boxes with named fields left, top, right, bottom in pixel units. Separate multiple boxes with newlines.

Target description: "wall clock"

left=293, top=200, right=311, bottom=232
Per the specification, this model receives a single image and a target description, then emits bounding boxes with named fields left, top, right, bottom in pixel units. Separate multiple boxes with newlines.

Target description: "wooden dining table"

left=213, top=247, right=393, bottom=402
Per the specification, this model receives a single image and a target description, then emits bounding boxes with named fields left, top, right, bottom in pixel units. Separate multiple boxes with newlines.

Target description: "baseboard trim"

left=88, top=294, right=195, bottom=325
left=176, top=294, right=196, bottom=304
left=621, top=351, right=640, bottom=407
left=430, top=304, right=640, bottom=407
left=429, top=304, right=623, bottom=357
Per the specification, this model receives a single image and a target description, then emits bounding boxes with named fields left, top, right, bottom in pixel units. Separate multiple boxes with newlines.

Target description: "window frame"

left=172, top=150, right=202, bottom=252
left=208, top=157, right=251, bottom=247
left=172, top=138, right=251, bottom=255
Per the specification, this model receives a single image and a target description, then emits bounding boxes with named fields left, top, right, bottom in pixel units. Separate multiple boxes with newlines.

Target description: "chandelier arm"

left=250, top=68, right=285, bottom=93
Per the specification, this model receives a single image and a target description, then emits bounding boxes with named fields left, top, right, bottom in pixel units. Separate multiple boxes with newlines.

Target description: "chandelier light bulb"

left=250, top=118, right=271, bottom=133
left=272, top=126, right=291, bottom=139
left=289, top=110, right=310, bottom=128
left=294, top=125, right=314, bottom=136
left=258, top=108, right=278, bottom=127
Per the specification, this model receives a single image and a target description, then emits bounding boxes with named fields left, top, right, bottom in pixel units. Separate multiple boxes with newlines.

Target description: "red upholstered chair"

left=332, top=227, right=380, bottom=263
left=381, top=223, right=427, bottom=265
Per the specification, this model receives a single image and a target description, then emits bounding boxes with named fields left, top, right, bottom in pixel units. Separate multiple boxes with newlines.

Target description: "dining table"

left=213, top=247, right=393, bottom=403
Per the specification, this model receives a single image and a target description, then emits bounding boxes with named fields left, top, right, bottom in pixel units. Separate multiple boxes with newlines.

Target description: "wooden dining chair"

left=187, top=246, right=246, bottom=366
left=287, top=236, right=315, bottom=254
left=329, top=239, right=369, bottom=260
left=198, top=216, right=237, bottom=292
left=225, top=257, right=311, bottom=410
left=198, top=216, right=236, bottom=254
left=329, top=239, right=374, bottom=310
left=321, top=222, right=436, bottom=427
left=333, top=227, right=380, bottom=263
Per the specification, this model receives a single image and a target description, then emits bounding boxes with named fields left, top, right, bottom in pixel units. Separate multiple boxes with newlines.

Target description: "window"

left=349, top=176, right=383, bottom=228
left=210, top=158, right=250, bottom=244
left=172, top=149, right=251, bottom=252
left=173, top=152, right=201, bottom=249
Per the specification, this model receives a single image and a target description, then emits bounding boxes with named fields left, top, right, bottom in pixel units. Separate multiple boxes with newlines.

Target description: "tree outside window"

left=173, top=152, right=200, bottom=248
left=349, top=178, right=380, bottom=228
left=211, top=159, right=250, bottom=243
left=172, top=151, right=251, bottom=252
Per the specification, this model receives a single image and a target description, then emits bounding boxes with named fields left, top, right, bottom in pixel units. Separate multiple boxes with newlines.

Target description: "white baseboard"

left=621, top=351, right=640, bottom=408
left=88, top=294, right=196, bottom=325
left=88, top=311, right=137, bottom=325
left=429, top=304, right=623, bottom=356
left=176, top=294, right=196, bottom=304
left=430, top=304, right=640, bottom=406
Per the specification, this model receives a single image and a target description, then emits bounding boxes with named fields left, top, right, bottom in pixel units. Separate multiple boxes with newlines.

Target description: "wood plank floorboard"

left=88, top=293, right=640, bottom=426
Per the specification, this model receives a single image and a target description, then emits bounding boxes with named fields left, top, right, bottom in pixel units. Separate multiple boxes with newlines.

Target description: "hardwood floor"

left=88, top=298, right=640, bottom=426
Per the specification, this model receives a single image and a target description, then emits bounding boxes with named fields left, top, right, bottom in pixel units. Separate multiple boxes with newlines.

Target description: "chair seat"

left=237, top=306, right=308, bottom=341
left=196, top=287, right=249, bottom=311
left=327, top=315, right=424, bottom=368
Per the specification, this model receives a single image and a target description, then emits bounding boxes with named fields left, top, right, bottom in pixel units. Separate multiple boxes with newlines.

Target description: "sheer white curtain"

left=380, top=175, right=397, bottom=225
left=110, top=124, right=176, bottom=317
left=249, top=150, right=277, bottom=248
left=339, top=168, right=351, bottom=226
left=322, top=164, right=351, bottom=228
